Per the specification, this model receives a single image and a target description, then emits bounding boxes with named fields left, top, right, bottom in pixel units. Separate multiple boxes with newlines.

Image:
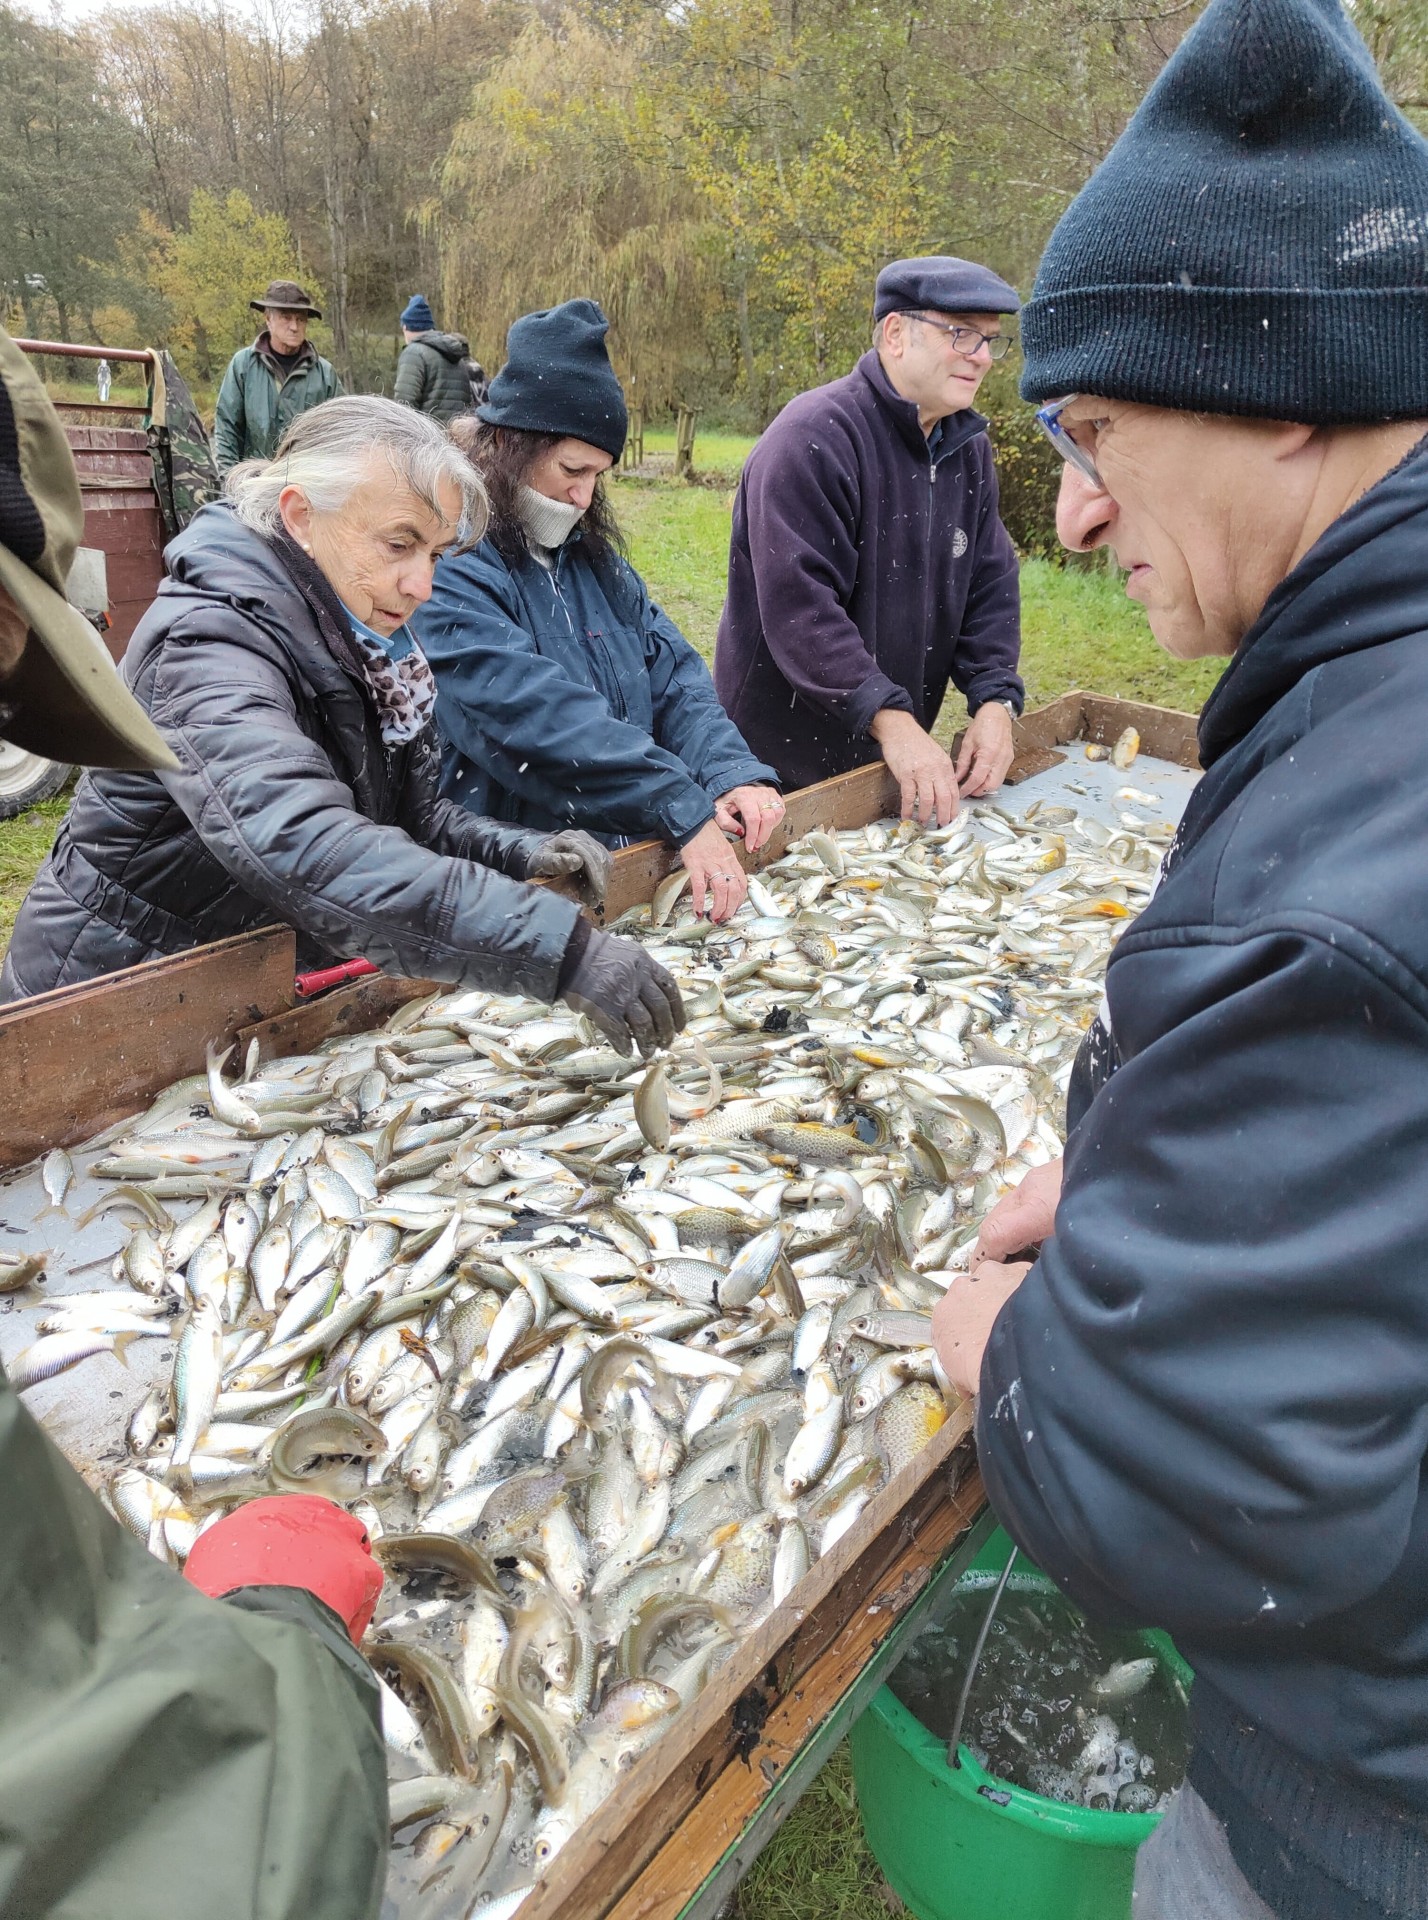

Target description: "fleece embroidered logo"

left=952, top=528, right=968, bottom=558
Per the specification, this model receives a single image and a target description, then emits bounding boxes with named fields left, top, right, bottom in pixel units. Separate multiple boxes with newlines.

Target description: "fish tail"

left=111, top=1331, right=140, bottom=1369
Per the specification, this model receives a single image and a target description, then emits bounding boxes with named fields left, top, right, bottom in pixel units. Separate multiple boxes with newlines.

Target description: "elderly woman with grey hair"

left=1, top=397, right=682, bottom=1055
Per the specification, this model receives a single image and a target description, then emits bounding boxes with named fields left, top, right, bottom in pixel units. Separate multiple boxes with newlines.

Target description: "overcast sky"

left=51, top=0, right=280, bottom=20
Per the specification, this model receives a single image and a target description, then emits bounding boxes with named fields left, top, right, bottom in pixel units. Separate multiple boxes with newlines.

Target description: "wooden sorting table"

left=0, top=690, right=1200, bottom=1920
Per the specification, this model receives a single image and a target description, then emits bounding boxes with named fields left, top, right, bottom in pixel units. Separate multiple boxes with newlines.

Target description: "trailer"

left=0, top=338, right=218, bottom=817
left=0, top=691, right=1199, bottom=1920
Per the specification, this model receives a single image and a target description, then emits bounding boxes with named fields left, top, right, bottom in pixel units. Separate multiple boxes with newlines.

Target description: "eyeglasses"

left=906, top=314, right=1014, bottom=361
left=1035, top=395, right=1106, bottom=491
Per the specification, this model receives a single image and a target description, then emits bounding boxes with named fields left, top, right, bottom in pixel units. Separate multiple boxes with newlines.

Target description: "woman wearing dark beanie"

left=929, top=0, right=1428, bottom=1916
left=411, top=299, right=783, bottom=923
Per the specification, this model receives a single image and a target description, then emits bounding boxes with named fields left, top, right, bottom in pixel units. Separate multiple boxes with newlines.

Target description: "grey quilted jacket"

left=392, top=332, right=476, bottom=424
left=0, top=505, right=580, bottom=1002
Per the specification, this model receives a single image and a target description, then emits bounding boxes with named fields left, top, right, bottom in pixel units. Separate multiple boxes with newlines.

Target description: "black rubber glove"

left=560, top=925, right=685, bottom=1057
left=524, top=830, right=613, bottom=906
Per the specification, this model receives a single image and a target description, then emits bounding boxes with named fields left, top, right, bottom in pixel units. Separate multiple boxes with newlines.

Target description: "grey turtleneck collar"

left=516, top=485, right=585, bottom=558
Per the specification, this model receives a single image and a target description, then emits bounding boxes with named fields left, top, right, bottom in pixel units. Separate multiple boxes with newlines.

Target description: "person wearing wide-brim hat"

left=929, top=0, right=1428, bottom=1915
left=212, top=277, right=343, bottom=476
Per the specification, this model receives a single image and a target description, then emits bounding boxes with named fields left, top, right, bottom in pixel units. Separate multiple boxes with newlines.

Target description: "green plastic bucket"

left=849, top=1529, right=1191, bottom=1920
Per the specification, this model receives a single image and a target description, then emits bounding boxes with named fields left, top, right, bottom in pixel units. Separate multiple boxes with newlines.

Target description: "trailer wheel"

left=0, top=743, right=72, bottom=820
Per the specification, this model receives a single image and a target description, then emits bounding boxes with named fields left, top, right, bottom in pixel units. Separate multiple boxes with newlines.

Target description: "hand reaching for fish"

left=679, top=818, right=748, bottom=922
left=931, top=1260, right=1033, bottom=1400
left=184, top=1493, right=383, bottom=1644
left=713, top=784, right=785, bottom=855
left=869, top=709, right=960, bottom=827
left=973, top=1157, right=1063, bottom=1264
left=955, top=701, right=1016, bottom=797
left=558, top=927, right=686, bottom=1056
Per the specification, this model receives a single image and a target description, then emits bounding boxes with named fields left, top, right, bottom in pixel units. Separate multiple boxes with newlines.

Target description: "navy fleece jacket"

left=713, top=351, right=1023, bottom=790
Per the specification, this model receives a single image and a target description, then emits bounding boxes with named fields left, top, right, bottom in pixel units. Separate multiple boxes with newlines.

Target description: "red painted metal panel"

left=55, top=414, right=166, bottom=660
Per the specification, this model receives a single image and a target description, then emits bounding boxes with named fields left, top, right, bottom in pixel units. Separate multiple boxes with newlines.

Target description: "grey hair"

left=224, top=394, right=489, bottom=550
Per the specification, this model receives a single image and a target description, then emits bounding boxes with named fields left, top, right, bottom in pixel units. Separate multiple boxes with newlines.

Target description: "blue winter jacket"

left=979, top=436, right=1428, bottom=1920
left=413, top=536, right=778, bottom=847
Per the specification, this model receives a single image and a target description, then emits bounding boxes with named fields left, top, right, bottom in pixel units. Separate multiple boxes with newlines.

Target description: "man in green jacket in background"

left=213, top=279, right=343, bottom=475
left=0, top=326, right=387, bottom=1920
left=393, top=292, right=482, bottom=424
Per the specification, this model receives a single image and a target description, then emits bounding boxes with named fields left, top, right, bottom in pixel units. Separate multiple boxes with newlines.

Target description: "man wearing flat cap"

left=714, top=255, right=1023, bottom=821
left=928, top=0, right=1428, bottom=1914
left=213, top=279, right=343, bottom=476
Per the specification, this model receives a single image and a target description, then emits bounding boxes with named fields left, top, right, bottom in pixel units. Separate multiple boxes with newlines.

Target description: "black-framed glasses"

left=906, top=313, right=1014, bottom=361
left=1035, top=395, right=1106, bottom=491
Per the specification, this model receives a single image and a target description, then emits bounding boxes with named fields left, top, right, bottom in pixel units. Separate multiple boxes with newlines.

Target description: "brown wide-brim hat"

left=0, top=331, right=177, bottom=773
left=250, top=279, right=322, bottom=319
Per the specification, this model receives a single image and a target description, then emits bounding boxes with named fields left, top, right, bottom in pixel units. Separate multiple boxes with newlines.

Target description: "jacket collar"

left=854, top=350, right=988, bottom=464
left=160, top=504, right=366, bottom=710
left=253, top=330, right=318, bottom=377
left=1198, top=434, right=1428, bottom=768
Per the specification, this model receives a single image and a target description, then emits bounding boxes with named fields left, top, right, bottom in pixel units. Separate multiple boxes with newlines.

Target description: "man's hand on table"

left=956, top=701, right=1017, bottom=796
left=870, top=708, right=960, bottom=826
left=973, top=1157, right=1063, bottom=1264
left=714, top=784, right=785, bottom=854
left=932, top=1159, right=1063, bottom=1401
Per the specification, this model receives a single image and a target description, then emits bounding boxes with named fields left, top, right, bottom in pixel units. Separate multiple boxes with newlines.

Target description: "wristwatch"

left=996, top=700, right=1019, bottom=720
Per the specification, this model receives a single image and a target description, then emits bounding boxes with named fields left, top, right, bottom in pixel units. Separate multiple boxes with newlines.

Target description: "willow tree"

left=439, top=12, right=723, bottom=408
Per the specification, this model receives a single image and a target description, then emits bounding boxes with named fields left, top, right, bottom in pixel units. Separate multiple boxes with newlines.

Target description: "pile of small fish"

left=5, top=798, right=1168, bottom=1917
left=890, top=1574, right=1188, bottom=1812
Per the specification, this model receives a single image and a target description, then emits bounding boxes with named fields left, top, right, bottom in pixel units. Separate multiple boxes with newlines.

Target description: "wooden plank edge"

left=0, top=926, right=297, bottom=1170
left=615, top=1471, right=990, bottom=1920
left=520, top=1404, right=974, bottom=1920
left=237, top=973, right=438, bottom=1061
left=1078, top=693, right=1201, bottom=770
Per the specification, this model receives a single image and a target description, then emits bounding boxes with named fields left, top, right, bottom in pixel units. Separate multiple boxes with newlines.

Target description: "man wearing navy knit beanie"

left=929, top=0, right=1428, bottom=1915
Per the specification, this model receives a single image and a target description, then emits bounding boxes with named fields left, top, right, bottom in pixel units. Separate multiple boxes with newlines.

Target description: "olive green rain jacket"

left=213, top=333, right=343, bottom=475
left=0, top=1365, right=388, bottom=1920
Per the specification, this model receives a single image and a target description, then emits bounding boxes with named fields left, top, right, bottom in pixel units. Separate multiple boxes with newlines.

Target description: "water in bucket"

left=889, top=1572, right=1189, bottom=1813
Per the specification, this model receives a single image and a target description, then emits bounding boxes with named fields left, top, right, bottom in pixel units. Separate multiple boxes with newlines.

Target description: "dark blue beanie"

left=400, top=294, right=435, bottom=332
left=478, top=299, right=628, bottom=460
left=1021, top=0, right=1428, bottom=423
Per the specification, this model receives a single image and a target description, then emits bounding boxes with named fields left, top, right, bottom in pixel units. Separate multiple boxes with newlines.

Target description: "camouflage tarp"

left=148, top=351, right=221, bottom=537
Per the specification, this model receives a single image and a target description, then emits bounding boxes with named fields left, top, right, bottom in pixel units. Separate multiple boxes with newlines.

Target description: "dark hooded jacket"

left=392, top=331, right=476, bottom=424
left=0, top=505, right=581, bottom=1004
left=713, top=351, right=1023, bottom=790
left=415, top=533, right=778, bottom=848
left=0, top=1362, right=387, bottom=1920
left=978, top=437, right=1428, bottom=1920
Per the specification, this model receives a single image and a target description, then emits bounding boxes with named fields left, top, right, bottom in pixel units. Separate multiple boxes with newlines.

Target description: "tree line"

left=1, top=0, right=1423, bottom=438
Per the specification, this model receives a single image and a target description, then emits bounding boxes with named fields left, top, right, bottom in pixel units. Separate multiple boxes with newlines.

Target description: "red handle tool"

left=292, top=956, right=380, bottom=999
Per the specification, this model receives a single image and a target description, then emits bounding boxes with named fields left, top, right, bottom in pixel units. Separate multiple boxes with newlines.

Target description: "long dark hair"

left=451, top=418, right=628, bottom=586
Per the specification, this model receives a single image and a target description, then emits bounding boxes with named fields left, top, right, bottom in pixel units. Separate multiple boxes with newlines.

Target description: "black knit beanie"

left=477, top=299, right=628, bottom=459
left=1021, top=0, right=1428, bottom=423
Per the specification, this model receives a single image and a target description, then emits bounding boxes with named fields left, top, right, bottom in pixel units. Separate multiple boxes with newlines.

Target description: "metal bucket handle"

left=947, top=1541, right=1019, bottom=1769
